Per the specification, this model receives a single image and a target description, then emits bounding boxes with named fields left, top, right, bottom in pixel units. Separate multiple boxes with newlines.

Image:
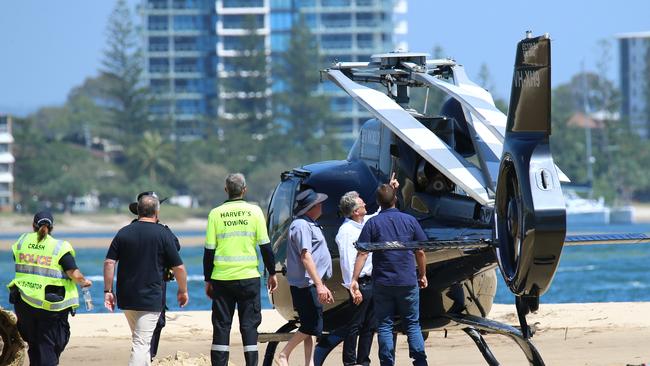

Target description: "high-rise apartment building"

left=617, top=31, right=650, bottom=138
left=140, top=0, right=406, bottom=140
left=270, top=0, right=407, bottom=140
left=0, top=114, right=15, bottom=211
left=141, top=0, right=218, bottom=139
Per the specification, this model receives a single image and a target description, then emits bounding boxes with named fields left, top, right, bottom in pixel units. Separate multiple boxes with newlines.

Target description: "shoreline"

left=49, top=302, right=650, bottom=365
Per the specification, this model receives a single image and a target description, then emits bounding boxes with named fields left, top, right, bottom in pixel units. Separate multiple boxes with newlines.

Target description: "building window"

left=0, top=163, right=9, bottom=173
left=356, top=13, right=376, bottom=27
left=222, top=14, right=264, bottom=29
left=0, top=144, right=8, bottom=153
left=321, top=13, right=351, bottom=28
left=175, top=79, right=203, bottom=93
left=149, top=37, right=169, bottom=52
left=175, top=58, right=201, bottom=73
left=149, top=58, right=170, bottom=73
left=174, top=15, right=204, bottom=30
left=176, top=99, right=204, bottom=114
left=357, top=33, right=374, bottom=49
left=175, top=36, right=198, bottom=51
left=148, top=0, right=167, bottom=9
left=0, top=182, right=9, bottom=192
left=321, top=34, right=352, bottom=50
left=150, top=79, right=171, bottom=93
left=271, top=0, right=291, bottom=8
left=271, top=34, right=289, bottom=51
left=322, top=0, right=351, bottom=6
left=173, top=0, right=206, bottom=9
left=223, top=0, right=264, bottom=7
left=148, top=15, right=168, bottom=30
left=271, top=13, right=293, bottom=31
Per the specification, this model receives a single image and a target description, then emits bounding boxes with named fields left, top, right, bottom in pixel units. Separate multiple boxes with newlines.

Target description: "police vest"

left=7, top=232, right=79, bottom=312
left=206, top=200, right=269, bottom=281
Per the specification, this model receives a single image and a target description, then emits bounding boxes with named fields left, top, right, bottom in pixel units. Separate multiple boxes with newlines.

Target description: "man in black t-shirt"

left=103, top=194, right=189, bottom=366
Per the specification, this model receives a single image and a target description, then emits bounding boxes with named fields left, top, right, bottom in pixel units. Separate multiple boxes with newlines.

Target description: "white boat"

left=564, top=190, right=611, bottom=226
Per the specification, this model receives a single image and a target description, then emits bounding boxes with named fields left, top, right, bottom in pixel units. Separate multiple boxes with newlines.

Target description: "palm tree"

left=127, top=131, right=175, bottom=183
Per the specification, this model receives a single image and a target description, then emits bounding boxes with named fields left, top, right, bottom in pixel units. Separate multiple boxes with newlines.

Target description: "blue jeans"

left=373, top=283, right=427, bottom=366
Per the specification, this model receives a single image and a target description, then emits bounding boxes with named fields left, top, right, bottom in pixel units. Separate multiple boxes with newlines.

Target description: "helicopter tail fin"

left=494, top=33, right=567, bottom=299
left=505, top=33, right=552, bottom=134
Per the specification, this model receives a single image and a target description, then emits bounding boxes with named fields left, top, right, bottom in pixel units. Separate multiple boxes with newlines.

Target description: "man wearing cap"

left=8, top=211, right=92, bottom=366
left=127, top=192, right=180, bottom=361
left=204, top=173, right=278, bottom=366
left=350, top=183, right=429, bottom=366
left=276, top=188, right=333, bottom=366
left=104, top=194, right=189, bottom=366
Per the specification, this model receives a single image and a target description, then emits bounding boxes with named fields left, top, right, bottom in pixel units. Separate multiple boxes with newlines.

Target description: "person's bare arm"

left=65, top=269, right=92, bottom=287
left=301, top=250, right=333, bottom=304
left=172, top=264, right=189, bottom=307
left=103, top=259, right=116, bottom=311
left=349, top=251, right=369, bottom=305
left=415, top=249, right=428, bottom=289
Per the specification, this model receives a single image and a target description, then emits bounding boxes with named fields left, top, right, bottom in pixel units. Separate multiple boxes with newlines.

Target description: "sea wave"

left=557, top=265, right=597, bottom=273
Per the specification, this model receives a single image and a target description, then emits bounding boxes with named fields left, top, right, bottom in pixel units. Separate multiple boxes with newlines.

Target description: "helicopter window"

left=267, top=178, right=298, bottom=260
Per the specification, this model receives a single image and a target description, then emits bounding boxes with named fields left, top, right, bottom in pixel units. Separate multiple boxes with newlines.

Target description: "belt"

left=358, top=275, right=372, bottom=283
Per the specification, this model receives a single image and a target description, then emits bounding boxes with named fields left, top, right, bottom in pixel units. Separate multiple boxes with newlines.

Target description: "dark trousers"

left=150, top=281, right=167, bottom=359
left=210, top=278, right=261, bottom=366
left=342, top=277, right=375, bottom=366
left=14, top=296, right=71, bottom=366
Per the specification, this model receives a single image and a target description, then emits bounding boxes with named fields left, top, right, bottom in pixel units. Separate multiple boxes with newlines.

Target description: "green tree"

left=273, top=17, right=343, bottom=161
left=125, top=131, right=175, bottom=183
left=101, top=0, right=152, bottom=145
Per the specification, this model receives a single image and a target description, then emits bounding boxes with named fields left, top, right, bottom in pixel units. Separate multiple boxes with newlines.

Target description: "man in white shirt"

left=335, top=176, right=398, bottom=366
left=336, top=190, right=376, bottom=366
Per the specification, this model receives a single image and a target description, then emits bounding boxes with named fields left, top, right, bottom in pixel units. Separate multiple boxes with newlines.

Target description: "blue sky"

left=0, top=0, right=648, bottom=115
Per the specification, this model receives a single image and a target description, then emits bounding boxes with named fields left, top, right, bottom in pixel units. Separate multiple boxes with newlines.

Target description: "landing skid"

left=261, top=322, right=297, bottom=366
left=446, top=313, right=545, bottom=366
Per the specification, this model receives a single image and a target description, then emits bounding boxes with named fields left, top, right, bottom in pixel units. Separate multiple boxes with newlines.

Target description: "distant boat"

left=564, top=190, right=635, bottom=225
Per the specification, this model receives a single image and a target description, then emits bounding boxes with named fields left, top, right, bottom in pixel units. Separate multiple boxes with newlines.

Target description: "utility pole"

left=582, top=61, right=594, bottom=198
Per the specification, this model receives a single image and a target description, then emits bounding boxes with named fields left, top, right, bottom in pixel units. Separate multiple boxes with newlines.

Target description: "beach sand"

left=13, top=303, right=641, bottom=365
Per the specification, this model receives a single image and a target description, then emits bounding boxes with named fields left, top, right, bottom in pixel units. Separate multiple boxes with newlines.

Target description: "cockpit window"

left=267, top=178, right=298, bottom=261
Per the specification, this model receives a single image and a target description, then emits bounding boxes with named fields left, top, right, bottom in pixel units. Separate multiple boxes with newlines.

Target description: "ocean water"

left=1, top=223, right=649, bottom=313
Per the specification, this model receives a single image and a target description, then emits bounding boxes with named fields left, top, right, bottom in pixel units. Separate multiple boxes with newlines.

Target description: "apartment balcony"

left=0, top=172, right=13, bottom=183
left=0, top=152, right=15, bottom=164
left=0, top=133, right=13, bottom=144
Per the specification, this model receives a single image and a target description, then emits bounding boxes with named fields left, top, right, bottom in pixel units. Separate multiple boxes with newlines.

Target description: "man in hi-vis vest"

left=204, top=173, right=278, bottom=366
left=8, top=211, right=92, bottom=366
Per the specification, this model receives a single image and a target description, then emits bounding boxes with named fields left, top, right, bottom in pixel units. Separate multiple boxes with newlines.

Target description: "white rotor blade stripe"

left=327, top=70, right=491, bottom=205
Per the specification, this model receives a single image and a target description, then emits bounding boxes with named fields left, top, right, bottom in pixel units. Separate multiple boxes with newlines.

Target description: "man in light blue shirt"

left=276, top=188, right=333, bottom=366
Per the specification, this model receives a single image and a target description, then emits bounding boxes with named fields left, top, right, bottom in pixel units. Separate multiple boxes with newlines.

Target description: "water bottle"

left=82, top=287, right=93, bottom=311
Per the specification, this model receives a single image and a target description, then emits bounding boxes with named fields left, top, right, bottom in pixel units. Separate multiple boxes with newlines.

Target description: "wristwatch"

left=104, top=289, right=112, bottom=293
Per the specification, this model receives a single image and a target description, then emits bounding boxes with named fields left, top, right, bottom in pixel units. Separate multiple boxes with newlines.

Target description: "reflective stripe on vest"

left=52, top=240, right=65, bottom=256
left=15, top=264, right=67, bottom=279
left=17, top=288, right=79, bottom=311
left=216, top=231, right=256, bottom=240
left=16, top=234, right=27, bottom=251
left=214, top=255, right=258, bottom=262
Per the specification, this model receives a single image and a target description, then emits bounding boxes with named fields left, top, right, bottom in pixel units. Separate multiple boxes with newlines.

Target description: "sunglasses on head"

left=137, top=191, right=159, bottom=200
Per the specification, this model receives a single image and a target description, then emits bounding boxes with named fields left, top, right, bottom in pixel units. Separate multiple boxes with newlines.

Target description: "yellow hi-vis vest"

left=7, top=232, right=79, bottom=312
left=205, top=200, right=270, bottom=281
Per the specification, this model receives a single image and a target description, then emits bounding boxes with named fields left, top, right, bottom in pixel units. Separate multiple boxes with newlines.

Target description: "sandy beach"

left=7, top=303, right=633, bottom=365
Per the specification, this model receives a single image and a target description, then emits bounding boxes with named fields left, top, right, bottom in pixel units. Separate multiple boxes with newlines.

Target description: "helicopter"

left=260, top=32, right=650, bottom=366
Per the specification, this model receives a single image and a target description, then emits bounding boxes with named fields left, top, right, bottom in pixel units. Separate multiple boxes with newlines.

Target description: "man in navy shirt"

left=350, top=183, right=428, bottom=366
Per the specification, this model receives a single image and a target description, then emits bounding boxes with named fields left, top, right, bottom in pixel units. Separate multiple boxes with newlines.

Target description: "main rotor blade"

left=414, top=71, right=570, bottom=183
left=355, top=238, right=492, bottom=252
left=564, top=233, right=650, bottom=246
left=325, top=69, right=492, bottom=205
